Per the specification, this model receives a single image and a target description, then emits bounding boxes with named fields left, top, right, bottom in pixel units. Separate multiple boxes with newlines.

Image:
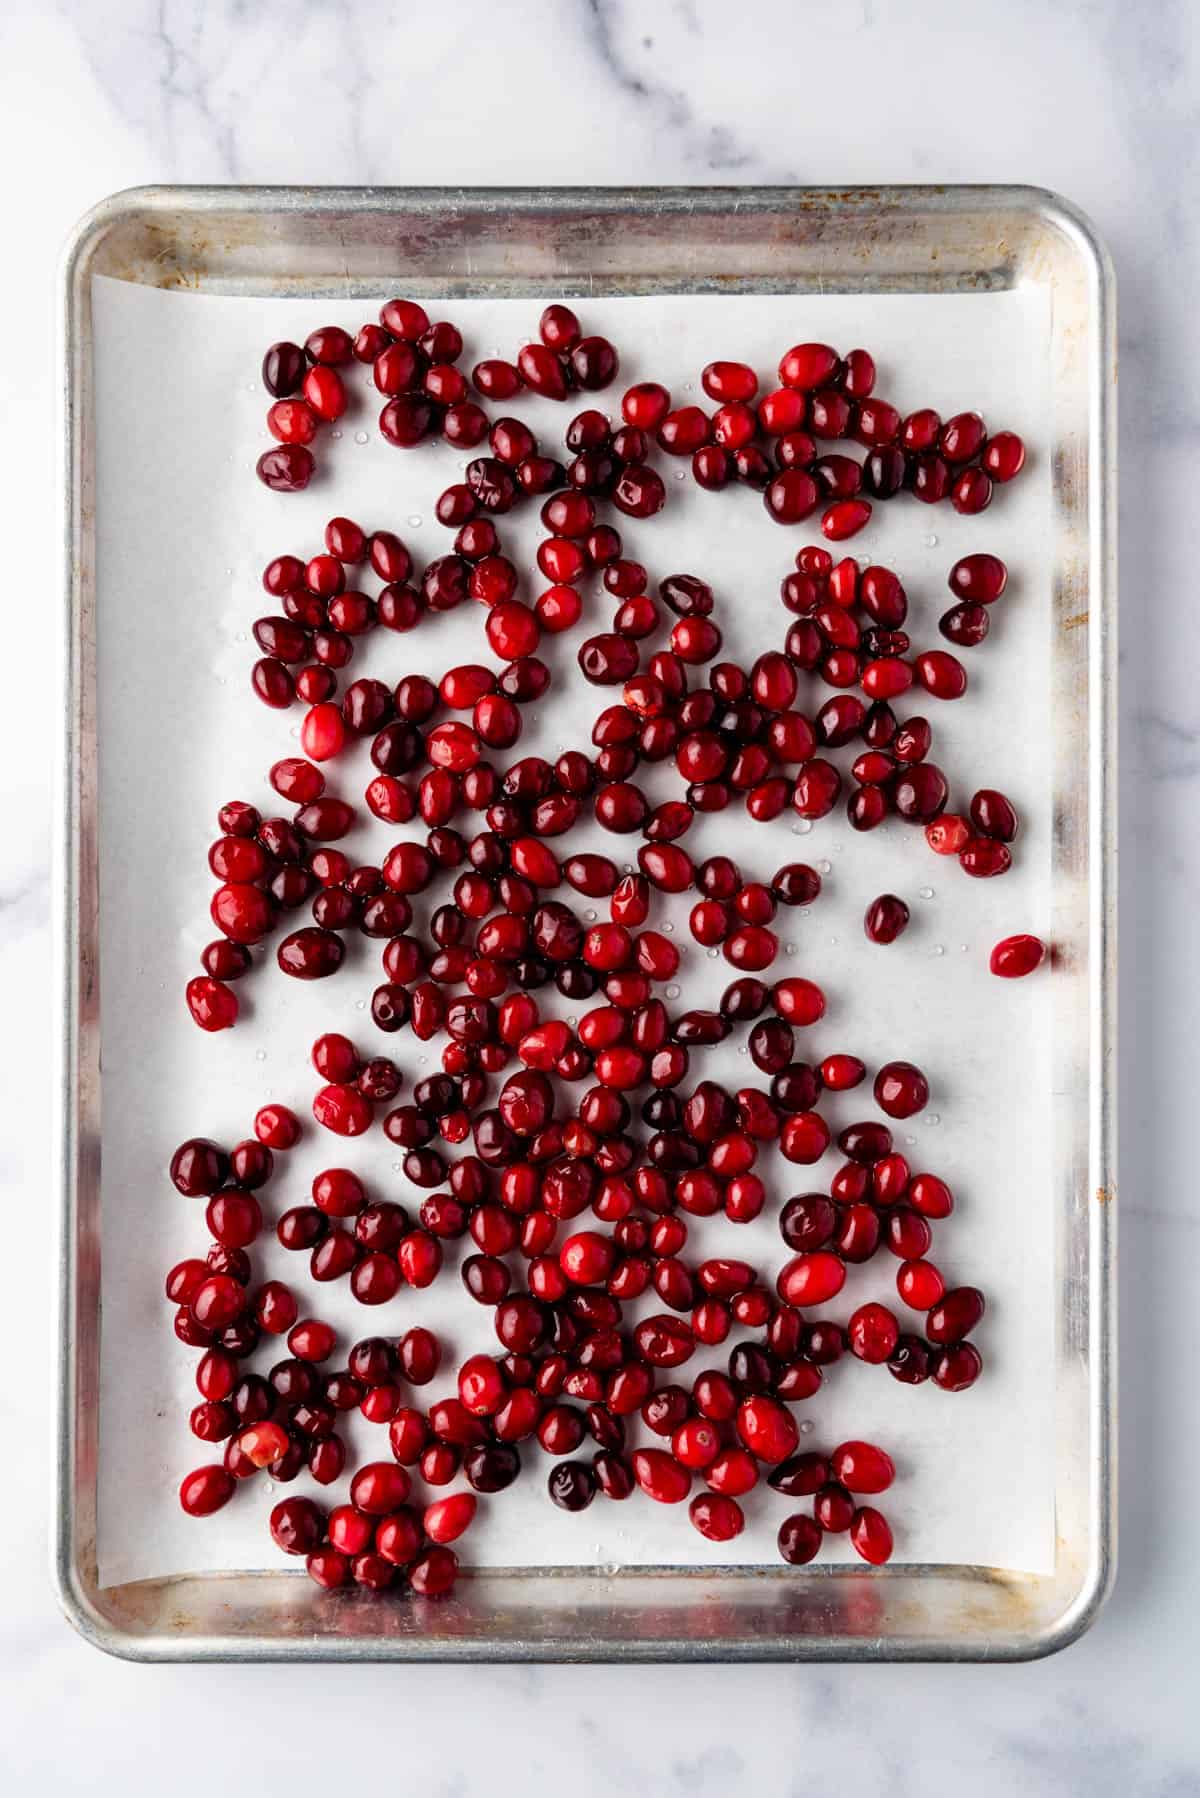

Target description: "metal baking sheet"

left=56, top=186, right=1116, bottom=1660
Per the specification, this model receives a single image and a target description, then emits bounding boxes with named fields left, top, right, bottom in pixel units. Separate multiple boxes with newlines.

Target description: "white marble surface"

left=2, top=0, right=1196, bottom=1790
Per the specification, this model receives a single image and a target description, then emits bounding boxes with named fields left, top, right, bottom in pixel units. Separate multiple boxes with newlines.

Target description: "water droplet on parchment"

left=737, top=1044, right=747, bottom=1055
left=799, top=1418, right=815, bottom=1436
left=355, top=430, right=369, bottom=445
left=355, top=999, right=366, bottom=1010
left=674, top=470, right=686, bottom=481
left=392, top=1161, right=402, bottom=1172
left=792, top=820, right=812, bottom=836
left=566, top=1017, right=578, bottom=1029
left=254, top=1049, right=266, bottom=1062
left=785, top=943, right=797, bottom=956
left=665, top=983, right=680, bottom=999
left=926, top=1113, right=940, bottom=1126
left=904, top=1134, right=916, bottom=1146
left=584, top=909, right=597, bottom=922
left=408, top=514, right=422, bottom=528
left=330, top=428, right=343, bottom=441
left=959, top=943, right=969, bottom=953
left=663, top=921, right=675, bottom=933
left=828, top=936, right=838, bottom=946
left=919, top=886, right=935, bottom=900
left=931, top=944, right=945, bottom=957
left=923, top=533, right=938, bottom=548
left=706, top=948, right=719, bottom=959
left=235, top=631, right=247, bottom=643
left=817, top=859, right=831, bottom=874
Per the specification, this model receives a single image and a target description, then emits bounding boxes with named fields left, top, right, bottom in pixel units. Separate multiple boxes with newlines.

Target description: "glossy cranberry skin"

left=940, top=600, right=990, bottom=646
left=277, top=927, right=344, bottom=980
left=932, top=1342, right=983, bottom=1390
left=777, top=1513, right=823, bottom=1565
left=764, top=470, right=820, bottom=524
left=960, top=838, right=1013, bottom=878
left=873, top=1060, right=929, bottom=1120
left=949, top=552, right=1007, bottom=602
left=893, top=763, right=948, bottom=824
left=971, top=788, right=1019, bottom=841
left=865, top=893, right=910, bottom=944
left=984, top=431, right=1026, bottom=481
left=850, top=1506, right=894, bottom=1564
left=779, top=342, right=840, bottom=392
left=990, top=933, right=1046, bottom=977
left=179, top=1465, right=235, bottom=1517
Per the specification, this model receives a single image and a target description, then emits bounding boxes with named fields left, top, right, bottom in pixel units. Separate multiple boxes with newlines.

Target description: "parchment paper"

left=93, top=277, right=1055, bottom=1582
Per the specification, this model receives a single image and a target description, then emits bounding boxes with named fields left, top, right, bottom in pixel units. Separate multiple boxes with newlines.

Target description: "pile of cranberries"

left=173, top=301, right=1044, bottom=1598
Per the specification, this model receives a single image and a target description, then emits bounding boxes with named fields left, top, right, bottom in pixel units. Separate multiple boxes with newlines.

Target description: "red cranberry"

left=269, top=1496, right=325, bottom=1556
left=179, top=1466, right=235, bottom=1517
left=777, top=1513, right=823, bottom=1565
left=983, top=431, right=1026, bottom=481
left=970, top=788, right=1019, bottom=841
left=961, top=837, right=1013, bottom=878
left=990, top=933, right=1046, bottom=977
left=940, top=600, right=990, bottom=646
left=874, top=1060, right=929, bottom=1119
left=779, top=343, right=841, bottom=391
left=865, top=894, right=910, bottom=944
left=850, top=1506, right=894, bottom=1564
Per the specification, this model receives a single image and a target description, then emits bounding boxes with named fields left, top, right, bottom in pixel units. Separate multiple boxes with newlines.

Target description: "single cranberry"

left=865, top=894, right=910, bottom=944
left=169, top=1140, right=232, bottom=1198
left=949, top=552, right=1007, bottom=602
left=932, top=1342, right=983, bottom=1390
left=960, top=838, right=1013, bottom=878
left=848, top=1303, right=900, bottom=1363
left=186, top=975, right=238, bottom=1032
left=874, top=1060, right=929, bottom=1119
left=277, top=927, right=344, bottom=980
left=262, top=341, right=307, bottom=396
left=971, top=788, right=1019, bottom=841
left=764, top=470, right=820, bottom=524
left=916, top=650, right=967, bottom=700
left=179, top=1466, right=235, bottom=1517
left=269, top=1496, right=325, bottom=1556
left=983, top=431, right=1026, bottom=481
left=940, top=600, right=990, bottom=646
left=777, top=1513, right=823, bottom=1565
left=990, top=933, right=1046, bottom=977
left=779, top=342, right=841, bottom=391
left=850, top=1505, right=894, bottom=1564
left=893, top=762, right=948, bottom=823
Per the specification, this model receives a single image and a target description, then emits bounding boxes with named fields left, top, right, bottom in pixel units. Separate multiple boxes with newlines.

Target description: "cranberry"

left=179, top=1466, right=235, bottom=1517
left=779, top=343, right=840, bottom=391
left=940, top=600, right=990, bottom=646
left=764, top=470, right=819, bottom=524
left=777, top=1513, right=823, bottom=1565
left=960, top=838, right=1012, bottom=878
left=865, top=894, right=910, bottom=944
left=932, top=1342, right=983, bottom=1390
left=971, top=788, right=1019, bottom=841
left=269, top=1496, right=325, bottom=1556
left=277, top=927, right=344, bottom=980
left=983, top=431, right=1026, bottom=481
left=874, top=1060, right=929, bottom=1119
left=990, top=933, right=1046, bottom=977
left=186, top=975, right=238, bottom=1031
left=949, top=552, right=1007, bottom=602
left=850, top=1506, right=894, bottom=1564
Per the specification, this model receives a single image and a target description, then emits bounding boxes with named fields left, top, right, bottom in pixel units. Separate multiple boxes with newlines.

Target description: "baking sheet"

left=92, top=276, right=1055, bottom=1584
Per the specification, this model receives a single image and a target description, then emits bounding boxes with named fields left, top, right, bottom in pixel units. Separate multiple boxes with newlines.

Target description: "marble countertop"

left=4, top=0, right=1197, bottom=1790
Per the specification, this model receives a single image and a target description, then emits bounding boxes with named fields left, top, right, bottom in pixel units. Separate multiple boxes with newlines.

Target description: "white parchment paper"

left=93, top=277, right=1055, bottom=1583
